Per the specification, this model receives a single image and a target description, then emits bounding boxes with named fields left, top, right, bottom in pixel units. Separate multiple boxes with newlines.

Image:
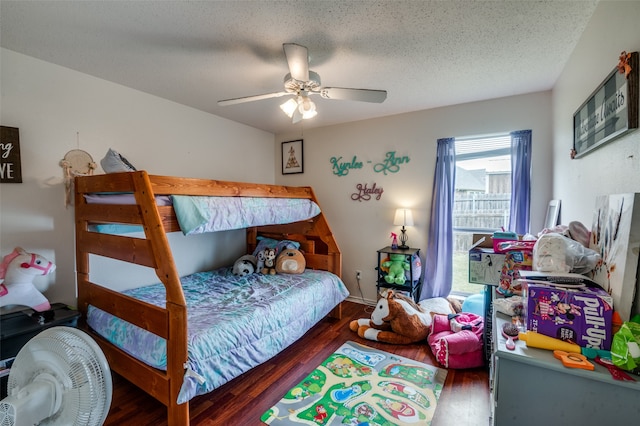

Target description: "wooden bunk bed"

left=74, top=171, right=343, bottom=426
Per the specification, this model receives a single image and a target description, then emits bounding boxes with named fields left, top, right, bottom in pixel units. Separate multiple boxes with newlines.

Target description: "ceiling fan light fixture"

left=298, top=96, right=317, bottom=119
left=218, top=44, right=386, bottom=125
left=302, top=109, right=317, bottom=119
left=281, top=95, right=317, bottom=121
left=291, top=107, right=303, bottom=124
left=280, top=98, right=298, bottom=118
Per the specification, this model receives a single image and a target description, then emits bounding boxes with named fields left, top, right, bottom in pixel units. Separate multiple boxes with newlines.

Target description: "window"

left=452, top=134, right=512, bottom=295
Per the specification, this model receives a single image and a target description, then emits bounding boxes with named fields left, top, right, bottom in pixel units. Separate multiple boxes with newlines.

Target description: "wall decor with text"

left=330, top=151, right=410, bottom=176
left=572, top=51, right=638, bottom=159
left=1, top=126, right=22, bottom=183
left=351, top=183, right=384, bottom=201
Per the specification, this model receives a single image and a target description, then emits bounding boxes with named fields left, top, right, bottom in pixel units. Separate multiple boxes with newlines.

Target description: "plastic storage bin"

left=492, top=231, right=519, bottom=253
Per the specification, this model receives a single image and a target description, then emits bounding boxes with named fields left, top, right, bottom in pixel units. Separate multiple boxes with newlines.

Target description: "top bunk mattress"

left=84, top=193, right=321, bottom=235
left=86, top=267, right=349, bottom=403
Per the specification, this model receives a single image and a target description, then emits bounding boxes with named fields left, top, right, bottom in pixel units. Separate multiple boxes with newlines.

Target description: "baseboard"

left=346, top=295, right=377, bottom=306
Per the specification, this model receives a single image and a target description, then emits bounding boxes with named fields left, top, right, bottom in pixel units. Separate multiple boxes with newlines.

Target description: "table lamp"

left=393, top=208, right=414, bottom=249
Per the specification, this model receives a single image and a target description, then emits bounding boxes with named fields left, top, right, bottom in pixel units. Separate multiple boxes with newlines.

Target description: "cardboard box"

left=522, top=280, right=614, bottom=350
left=468, top=234, right=505, bottom=285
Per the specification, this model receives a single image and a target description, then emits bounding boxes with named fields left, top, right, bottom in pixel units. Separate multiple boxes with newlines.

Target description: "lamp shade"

left=393, top=208, right=414, bottom=226
left=280, top=96, right=317, bottom=122
left=280, top=98, right=298, bottom=117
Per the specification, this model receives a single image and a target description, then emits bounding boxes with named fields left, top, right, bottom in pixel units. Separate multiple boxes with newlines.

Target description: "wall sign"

left=572, top=51, right=638, bottom=159
left=330, top=156, right=362, bottom=176
left=351, top=183, right=384, bottom=201
left=0, top=126, right=22, bottom=183
left=330, top=151, right=410, bottom=176
left=373, top=151, right=410, bottom=175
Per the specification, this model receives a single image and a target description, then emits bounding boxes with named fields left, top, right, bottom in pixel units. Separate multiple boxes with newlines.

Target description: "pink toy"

left=428, top=312, right=484, bottom=369
left=0, top=247, right=55, bottom=312
left=390, top=232, right=398, bottom=249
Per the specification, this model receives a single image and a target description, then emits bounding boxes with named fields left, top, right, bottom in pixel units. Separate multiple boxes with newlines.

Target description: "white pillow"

left=100, top=148, right=136, bottom=173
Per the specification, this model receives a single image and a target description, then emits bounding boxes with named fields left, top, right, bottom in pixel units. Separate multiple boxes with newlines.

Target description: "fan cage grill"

left=6, top=327, right=111, bottom=426
left=0, top=401, right=17, bottom=426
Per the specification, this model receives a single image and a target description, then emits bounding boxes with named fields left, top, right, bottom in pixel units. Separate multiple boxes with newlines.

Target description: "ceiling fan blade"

left=316, top=87, right=387, bottom=103
left=218, top=92, right=291, bottom=106
left=283, top=43, right=309, bottom=82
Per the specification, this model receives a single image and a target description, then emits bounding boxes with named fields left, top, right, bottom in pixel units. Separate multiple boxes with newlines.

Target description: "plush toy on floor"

left=0, top=247, right=55, bottom=312
left=350, top=290, right=455, bottom=344
left=382, top=254, right=410, bottom=285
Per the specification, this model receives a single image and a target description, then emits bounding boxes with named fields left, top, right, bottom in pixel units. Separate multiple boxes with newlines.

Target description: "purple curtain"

left=508, top=130, right=532, bottom=234
left=421, top=137, right=456, bottom=300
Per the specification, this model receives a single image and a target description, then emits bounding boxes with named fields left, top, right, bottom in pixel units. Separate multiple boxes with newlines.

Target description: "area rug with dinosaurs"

left=261, top=341, right=447, bottom=425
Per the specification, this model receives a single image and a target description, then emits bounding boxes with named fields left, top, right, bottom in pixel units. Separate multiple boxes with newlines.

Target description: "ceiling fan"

left=218, top=43, right=387, bottom=124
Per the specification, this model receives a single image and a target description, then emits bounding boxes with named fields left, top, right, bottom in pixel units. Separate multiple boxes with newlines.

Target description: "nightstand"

left=376, top=246, right=423, bottom=302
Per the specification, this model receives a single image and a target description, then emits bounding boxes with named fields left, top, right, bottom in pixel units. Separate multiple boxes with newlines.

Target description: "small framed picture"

left=282, top=139, right=303, bottom=174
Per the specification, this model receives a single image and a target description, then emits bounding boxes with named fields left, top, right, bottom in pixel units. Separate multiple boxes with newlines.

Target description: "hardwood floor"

left=104, top=301, right=490, bottom=425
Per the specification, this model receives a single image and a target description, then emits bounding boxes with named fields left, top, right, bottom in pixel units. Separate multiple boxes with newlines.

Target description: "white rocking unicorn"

left=0, top=247, right=55, bottom=312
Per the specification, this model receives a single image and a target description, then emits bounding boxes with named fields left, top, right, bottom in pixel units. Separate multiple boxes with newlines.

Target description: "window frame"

left=451, top=134, right=513, bottom=295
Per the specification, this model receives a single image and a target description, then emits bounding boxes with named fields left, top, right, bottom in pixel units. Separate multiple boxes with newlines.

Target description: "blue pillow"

left=100, top=148, right=136, bottom=173
left=252, top=237, right=300, bottom=257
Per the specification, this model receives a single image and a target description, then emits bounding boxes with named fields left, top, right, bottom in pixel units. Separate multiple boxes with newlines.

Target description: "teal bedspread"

left=172, top=196, right=321, bottom=235
left=86, top=267, right=349, bottom=403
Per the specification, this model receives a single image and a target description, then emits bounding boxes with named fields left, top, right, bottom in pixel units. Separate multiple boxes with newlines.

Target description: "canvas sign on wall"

left=589, top=193, right=640, bottom=322
left=0, top=126, right=22, bottom=183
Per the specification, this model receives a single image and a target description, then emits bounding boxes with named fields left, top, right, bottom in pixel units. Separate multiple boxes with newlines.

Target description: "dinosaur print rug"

left=261, top=341, right=447, bottom=425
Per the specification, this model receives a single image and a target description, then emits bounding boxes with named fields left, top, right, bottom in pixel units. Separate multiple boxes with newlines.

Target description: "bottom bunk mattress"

left=86, top=268, right=349, bottom=403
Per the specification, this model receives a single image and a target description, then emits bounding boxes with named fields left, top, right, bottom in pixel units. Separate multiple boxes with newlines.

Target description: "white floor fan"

left=0, top=326, right=112, bottom=426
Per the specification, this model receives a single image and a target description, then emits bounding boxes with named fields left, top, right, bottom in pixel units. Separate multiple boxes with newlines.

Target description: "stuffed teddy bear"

left=0, top=247, right=56, bottom=312
left=232, top=254, right=257, bottom=276
left=275, top=248, right=306, bottom=274
left=260, top=248, right=277, bottom=275
left=382, top=253, right=410, bottom=285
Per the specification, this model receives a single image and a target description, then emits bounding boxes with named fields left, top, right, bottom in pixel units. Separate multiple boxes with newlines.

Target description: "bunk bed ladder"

left=75, top=171, right=189, bottom=426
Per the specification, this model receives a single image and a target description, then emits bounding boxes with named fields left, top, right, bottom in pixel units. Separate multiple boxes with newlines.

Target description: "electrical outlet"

left=356, top=270, right=362, bottom=280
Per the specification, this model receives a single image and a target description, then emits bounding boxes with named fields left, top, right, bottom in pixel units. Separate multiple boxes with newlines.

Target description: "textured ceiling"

left=0, top=1, right=599, bottom=135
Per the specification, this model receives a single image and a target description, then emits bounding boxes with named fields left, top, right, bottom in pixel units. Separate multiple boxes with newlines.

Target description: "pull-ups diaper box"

left=522, top=280, right=614, bottom=350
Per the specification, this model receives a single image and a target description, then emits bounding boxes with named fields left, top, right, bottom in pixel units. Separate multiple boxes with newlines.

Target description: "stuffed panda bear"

left=232, top=254, right=257, bottom=276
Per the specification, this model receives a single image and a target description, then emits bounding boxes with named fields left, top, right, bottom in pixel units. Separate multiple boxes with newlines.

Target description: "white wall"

left=6, top=1, right=634, bottom=310
left=552, top=1, right=640, bottom=225
left=0, top=48, right=275, bottom=308
left=277, top=92, right=553, bottom=303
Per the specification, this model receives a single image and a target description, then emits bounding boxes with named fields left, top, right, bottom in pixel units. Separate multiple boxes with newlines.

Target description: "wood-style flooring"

left=104, top=300, right=490, bottom=425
